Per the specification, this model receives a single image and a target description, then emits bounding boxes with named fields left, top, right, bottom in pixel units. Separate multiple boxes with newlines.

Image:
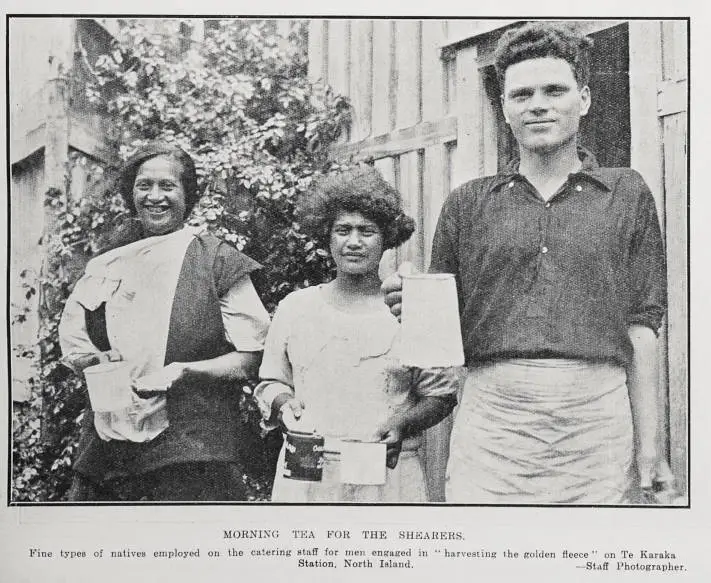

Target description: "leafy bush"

left=12, top=19, right=351, bottom=501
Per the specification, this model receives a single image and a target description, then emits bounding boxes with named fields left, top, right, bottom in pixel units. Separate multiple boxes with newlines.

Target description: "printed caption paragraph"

left=26, top=528, right=687, bottom=574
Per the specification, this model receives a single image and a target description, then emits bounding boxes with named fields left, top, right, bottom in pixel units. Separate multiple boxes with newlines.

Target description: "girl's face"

left=132, top=155, right=187, bottom=236
left=330, top=211, right=384, bottom=277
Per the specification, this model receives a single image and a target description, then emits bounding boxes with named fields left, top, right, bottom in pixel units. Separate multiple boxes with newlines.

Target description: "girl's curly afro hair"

left=298, top=165, right=415, bottom=251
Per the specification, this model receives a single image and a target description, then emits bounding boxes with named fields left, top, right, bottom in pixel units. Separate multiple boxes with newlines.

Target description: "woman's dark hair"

left=298, top=166, right=415, bottom=251
left=494, top=22, right=593, bottom=89
left=117, top=142, right=200, bottom=218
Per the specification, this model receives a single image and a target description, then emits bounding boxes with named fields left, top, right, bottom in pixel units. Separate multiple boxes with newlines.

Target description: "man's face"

left=501, top=56, right=590, bottom=155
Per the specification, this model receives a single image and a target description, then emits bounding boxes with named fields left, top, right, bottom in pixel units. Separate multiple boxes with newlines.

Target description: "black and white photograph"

left=3, top=8, right=705, bottom=582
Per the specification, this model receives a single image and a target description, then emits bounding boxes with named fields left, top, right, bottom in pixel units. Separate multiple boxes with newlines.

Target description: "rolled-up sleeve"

left=410, top=366, right=463, bottom=400
left=219, top=276, right=270, bottom=351
left=626, top=175, right=667, bottom=334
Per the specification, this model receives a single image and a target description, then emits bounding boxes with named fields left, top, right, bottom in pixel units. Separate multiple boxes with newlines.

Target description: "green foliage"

left=12, top=19, right=350, bottom=501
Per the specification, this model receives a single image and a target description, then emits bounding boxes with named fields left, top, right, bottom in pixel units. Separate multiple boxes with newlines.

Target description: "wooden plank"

left=330, top=115, right=456, bottom=162
left=657, top=79, right=688, bottom=117
left=307, top=19, right=327, bottom=83
left=374, top=157, right=398, bottom=279
left=397, top=150, right=424, bottom=271
left=659, top=22, right=688, bottom=499
left=421, top=409, right=455, bottom=502
left=327, top=19, right=350, bottom=97
left=661, top=20, right=688, bottom=81
left=11, top=121, right=46, bottom=166
left=327, top=20, right=351, bottom=142
left=394, top=20, right=422, bottom=130
left=628, top=22, right=675, bottom=483
left=421, top=20, right=446, bottom=122
left=68, top=113, right=117, bottom=164
left=453, top=44, right=484, bottom=188
left=349, top=20, right=373, bottom=142
left=443, top=54, right=457, bottom=116
left=372, top=20, right=394, bottom=136
left=664, top=112, right=688, bottom=498
left=628, top=21, right=665, bottom=223
left=422, top=143, right=447, bottom=264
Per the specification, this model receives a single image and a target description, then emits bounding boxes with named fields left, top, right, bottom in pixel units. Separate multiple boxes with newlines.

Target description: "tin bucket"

left=339, top=439, right=386, bottom=485
left=83, top=361, right=134, bottom=412
left=400, top=273, right=465, bottom=367
left=283, top=431, right=325, bottom=482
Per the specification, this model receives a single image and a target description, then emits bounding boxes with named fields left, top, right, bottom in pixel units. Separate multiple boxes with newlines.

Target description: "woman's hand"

left=132, top=362, right=188, bottom=398
left=373, top=422, right=403, bottom=469
left=66, top=349, right=122, bottom=373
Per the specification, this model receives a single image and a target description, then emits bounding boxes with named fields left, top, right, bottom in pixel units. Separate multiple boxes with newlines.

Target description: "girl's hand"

left=278, top=398, right=306, bottom=432
left=373, top=423, right=403, bottom=469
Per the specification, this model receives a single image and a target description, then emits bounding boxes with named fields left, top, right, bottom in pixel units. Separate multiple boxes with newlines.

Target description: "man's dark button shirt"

left=429, top=152, right=667, bottom=368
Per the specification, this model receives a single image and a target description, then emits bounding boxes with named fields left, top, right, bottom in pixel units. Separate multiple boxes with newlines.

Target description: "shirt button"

left=542, top=246, right=548, bottom=254
left=508, top=181, right=515, bottom=189
left=575, top=184, right=582, bottom=192
left=545, top=202, right=551, bottom=208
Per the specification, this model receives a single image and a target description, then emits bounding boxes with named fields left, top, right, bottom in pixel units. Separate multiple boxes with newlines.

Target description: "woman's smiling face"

left=132, top=155, right=187, bottom=236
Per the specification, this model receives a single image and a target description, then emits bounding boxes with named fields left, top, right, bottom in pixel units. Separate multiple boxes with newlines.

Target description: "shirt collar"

left=490, top=147, right=615, bottom=192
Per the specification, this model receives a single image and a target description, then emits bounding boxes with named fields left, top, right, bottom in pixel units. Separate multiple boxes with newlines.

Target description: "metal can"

left=283, top=430, right=325, bottom=481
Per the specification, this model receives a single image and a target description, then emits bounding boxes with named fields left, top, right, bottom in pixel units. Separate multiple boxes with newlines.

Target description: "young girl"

left=255, top=166, right=458, bottom=503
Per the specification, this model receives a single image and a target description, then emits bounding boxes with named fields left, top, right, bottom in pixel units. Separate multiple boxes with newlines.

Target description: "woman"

left=255, top=166, right=458, bottom=503
left=59, top=142, right=270, bottom=501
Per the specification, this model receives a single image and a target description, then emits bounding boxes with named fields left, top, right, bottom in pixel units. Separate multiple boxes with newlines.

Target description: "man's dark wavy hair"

left=299, top=166, right=415, bottom=251
left=494, top=22, right=593, bottom=89
left=117, top=142, right=200, bottom=218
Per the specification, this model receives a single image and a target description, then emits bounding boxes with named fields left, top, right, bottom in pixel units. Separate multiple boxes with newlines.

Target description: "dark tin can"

left=283, top=430, right=325, bottom=481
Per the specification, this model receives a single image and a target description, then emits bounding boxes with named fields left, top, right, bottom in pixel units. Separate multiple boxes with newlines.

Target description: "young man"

left=384, top=22, right=670, bottom=503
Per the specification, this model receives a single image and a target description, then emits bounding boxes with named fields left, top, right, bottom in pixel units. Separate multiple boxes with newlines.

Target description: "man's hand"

left=637, top=450, right=675, bottom=493
left=381, top=262, right=414, bottom=321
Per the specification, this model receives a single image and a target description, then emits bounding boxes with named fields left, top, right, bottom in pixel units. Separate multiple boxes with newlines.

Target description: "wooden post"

left=43, top=19, right=74, bottom=235
left=659, top=20, right=689, bottom=499
left=37, top=18, right=75, bottom=439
